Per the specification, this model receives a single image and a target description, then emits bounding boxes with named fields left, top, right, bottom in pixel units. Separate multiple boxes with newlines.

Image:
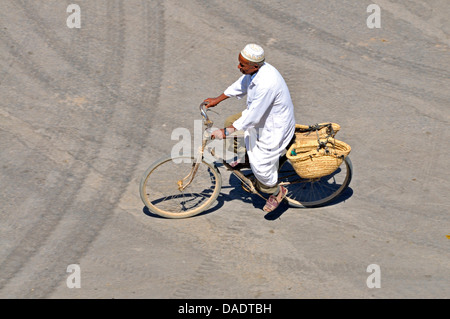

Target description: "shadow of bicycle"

left=226, top=172, right=353, bottom=220
left=142, top=165, right=353, bottom=220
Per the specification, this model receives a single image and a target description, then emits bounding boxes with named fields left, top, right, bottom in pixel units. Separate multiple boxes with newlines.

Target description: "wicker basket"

left=287, top=124, right=351, bottom=179
left=291, top=123, right=340, bottom=151
left=295, top=123, right=340, bottom=139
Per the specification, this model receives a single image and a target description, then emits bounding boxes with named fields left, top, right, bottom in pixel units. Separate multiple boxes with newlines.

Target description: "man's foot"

left=263, top=186, right=287, bottom=213
left=229, top=154, right=251, bottom=170
left=230, top=159, right=251, bottom=170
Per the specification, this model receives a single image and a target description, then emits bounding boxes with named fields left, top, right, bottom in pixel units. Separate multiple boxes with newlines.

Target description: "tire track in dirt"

left=0, top=0, right=126, bottom=296
left=246, top=0, right=448, bottom=77
left=194, top=0, right=449, bottom=117
left=243, top=0, right=450, bottom=113
left=0, top=0, right=165, bottom=297
left=0, top=32, right=93, bottom=293
left=73, top=0, right=168, bottom=296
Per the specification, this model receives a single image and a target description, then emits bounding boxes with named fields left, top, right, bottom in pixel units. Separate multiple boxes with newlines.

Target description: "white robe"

left=224, top=62, right=296, bottom=187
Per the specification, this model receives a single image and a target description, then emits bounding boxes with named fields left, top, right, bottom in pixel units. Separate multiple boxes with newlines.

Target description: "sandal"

left=263, top=186, right=287, bottom=213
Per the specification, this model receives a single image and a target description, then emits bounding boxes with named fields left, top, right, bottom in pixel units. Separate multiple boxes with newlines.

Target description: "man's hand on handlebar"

left=210, top=125, right=237, bottom=140
left=203, top=93, right=229, bottom=108
left=211, top=129, right=226, bottom=140
left=203, top=98, right=218, bottom=108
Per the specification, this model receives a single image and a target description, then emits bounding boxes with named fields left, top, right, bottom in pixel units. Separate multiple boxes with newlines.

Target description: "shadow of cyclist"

left=226, top=171, right=291, bottom=220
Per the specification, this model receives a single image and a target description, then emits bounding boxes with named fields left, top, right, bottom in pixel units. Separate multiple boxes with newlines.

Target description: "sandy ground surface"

left=0, top=0, right=449, bottom=299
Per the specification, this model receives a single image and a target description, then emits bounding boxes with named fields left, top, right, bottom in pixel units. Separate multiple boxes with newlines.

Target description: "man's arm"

left=204, top=74, right=249, bottom=108
left=232, top=87, right=275, bottom=131
left=203, top=93, right=229, bottom=108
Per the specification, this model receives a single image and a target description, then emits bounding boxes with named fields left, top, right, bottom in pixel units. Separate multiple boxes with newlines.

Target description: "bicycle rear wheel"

left=140, top=155, right=222, bottom=218
left=279, top=156, right=352, bottom=208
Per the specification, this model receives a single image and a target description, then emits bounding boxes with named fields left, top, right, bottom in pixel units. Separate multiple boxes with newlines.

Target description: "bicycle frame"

left=177, top=103, right=261, bottom=196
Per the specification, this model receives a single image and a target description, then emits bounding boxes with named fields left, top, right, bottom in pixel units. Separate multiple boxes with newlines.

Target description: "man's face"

left=238, top=54, right=259, bottom=75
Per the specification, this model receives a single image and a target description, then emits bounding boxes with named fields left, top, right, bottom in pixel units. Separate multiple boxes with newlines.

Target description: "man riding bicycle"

left=203, top=44, right=296, bottom=213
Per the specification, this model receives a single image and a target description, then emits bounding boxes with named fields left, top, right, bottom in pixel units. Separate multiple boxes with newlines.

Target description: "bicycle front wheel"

left=140, top=155, right=222, bottom=218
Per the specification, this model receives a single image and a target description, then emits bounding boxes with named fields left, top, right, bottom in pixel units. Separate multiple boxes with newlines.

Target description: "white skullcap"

left=241, top=44, right=265, bottom=63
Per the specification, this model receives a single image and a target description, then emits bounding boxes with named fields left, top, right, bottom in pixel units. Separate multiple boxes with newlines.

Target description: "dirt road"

left=0, top=0, right=449, bottom=299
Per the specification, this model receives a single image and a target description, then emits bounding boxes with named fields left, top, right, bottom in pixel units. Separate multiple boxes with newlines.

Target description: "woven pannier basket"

left=287, top=123, right=351, bottom=179
left=295, top=123, right=341, bottom=139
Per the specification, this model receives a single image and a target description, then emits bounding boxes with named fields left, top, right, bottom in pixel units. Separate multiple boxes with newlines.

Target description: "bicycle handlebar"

left=199, top=102, right=213, bottom=129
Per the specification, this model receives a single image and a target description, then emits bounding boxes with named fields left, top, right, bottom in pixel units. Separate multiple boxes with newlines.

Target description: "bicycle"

left=140, top=103, right=353, bottom=218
